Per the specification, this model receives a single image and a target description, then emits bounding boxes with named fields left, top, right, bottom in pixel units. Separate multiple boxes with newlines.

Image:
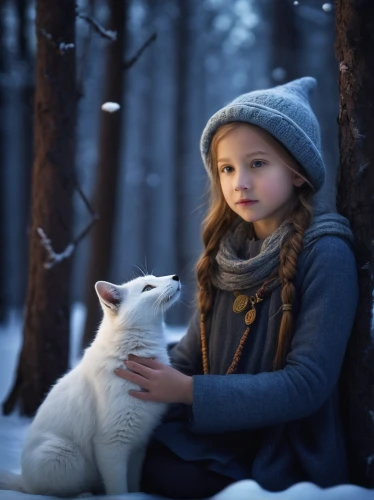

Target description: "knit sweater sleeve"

left=189, top=236, right=358, bottom=433
left=169, top=310, right=203, bottom=376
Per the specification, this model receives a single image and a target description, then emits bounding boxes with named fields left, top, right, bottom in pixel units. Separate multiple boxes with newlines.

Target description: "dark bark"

left=335, top=0, right=374, bottom=487
left=82, top=0, right=127, bottom=349
left=2, top=0, right=76, bottom=416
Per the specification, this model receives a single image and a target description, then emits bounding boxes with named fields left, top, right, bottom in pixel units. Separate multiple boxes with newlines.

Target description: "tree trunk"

left=82, top=0, right=127, bottom=349
left=2, top=0, right=76, bottom=417
left=335, top=0, right=374, bottom=487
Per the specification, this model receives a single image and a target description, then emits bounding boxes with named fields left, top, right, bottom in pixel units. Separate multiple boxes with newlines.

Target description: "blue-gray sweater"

left=153, top=235, right=358, bottom=492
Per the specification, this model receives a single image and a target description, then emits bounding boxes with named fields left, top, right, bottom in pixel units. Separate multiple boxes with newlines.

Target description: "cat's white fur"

left=0, top=274, right=181, bottom=497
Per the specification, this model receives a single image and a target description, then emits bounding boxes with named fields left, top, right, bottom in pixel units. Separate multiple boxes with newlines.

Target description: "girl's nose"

left=234, top=169, right=251, bottom=191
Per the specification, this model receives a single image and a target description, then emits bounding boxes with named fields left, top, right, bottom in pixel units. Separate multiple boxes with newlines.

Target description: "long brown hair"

left=196, top=122, right=314, bottom=371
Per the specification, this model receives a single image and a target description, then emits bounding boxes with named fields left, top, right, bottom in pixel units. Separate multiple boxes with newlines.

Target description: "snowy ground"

left=0, top=306, right=373, bottom=500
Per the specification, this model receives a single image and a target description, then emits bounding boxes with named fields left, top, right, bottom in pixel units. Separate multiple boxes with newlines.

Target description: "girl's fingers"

left=127, top=355, right=164, bottom=369
left=124, top=360, right=154, bottom=379
left=114, top=368, right=150, bottom=390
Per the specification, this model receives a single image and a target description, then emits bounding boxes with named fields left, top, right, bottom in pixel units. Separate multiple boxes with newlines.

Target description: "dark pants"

left=141, top=440, right=235, bottom=499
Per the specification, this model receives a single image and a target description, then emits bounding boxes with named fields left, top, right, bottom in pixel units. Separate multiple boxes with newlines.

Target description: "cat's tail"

left=0, top=470, right=26, bottom=492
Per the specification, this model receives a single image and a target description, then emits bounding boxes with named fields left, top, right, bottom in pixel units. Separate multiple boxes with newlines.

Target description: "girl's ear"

left=95, top=281, right=126, bottom=312
left=292, top=173, right=306, bottom=188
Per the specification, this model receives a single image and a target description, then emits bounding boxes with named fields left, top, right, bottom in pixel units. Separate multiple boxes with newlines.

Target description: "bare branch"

left=123, top=33, right=157, bottom=70
left=37, top=174, right=99, bottom=269
left=37, top=228, right=75, bottom=269
left=73, top=213, right=99, bottom=246
left=77, top=12, right=117, bottom=41
left=37, top=211, right=99, bottom=269
left=73, top=173, right=96, bottom=217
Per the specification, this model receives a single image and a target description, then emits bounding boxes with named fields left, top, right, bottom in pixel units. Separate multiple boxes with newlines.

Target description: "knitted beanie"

left=200, top=77, right=325, bottom=192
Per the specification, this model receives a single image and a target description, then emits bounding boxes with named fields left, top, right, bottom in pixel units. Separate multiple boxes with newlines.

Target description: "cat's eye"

left=142, top=285, right=155, bottom=292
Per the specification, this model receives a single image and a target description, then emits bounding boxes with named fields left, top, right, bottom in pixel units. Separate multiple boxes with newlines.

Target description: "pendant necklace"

left=233, top=291, right=263, bottom=325
left=201, top=276, right=280, bottom=375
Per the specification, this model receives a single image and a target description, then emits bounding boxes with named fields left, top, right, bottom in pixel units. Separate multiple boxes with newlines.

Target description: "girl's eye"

left=221, top=166, right=234, bottom=173
left=142, top=285, right=155, bottom=292
left=252, top=160, right=264, bottom=168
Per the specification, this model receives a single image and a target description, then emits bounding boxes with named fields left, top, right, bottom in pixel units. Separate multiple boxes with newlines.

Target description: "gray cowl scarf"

left=211, top=209, right=354, bottom=292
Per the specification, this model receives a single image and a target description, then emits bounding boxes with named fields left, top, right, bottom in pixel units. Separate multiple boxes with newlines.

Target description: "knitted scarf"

left=211, top=210, right=354, bottom=292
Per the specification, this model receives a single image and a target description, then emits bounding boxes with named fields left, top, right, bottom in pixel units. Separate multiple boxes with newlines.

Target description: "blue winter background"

left=1, top=0, right=373, bottom=499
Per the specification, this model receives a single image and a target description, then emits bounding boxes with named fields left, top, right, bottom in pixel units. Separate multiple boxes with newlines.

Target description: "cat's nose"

left=172, top=275, right=180, bottom=281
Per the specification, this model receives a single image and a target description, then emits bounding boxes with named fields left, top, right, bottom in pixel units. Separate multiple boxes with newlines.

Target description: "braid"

left=196, top=205, right=235, bottom=374
left=273, top=190, right=314, bottom=370
left=196, top=245, right=215, bottom=374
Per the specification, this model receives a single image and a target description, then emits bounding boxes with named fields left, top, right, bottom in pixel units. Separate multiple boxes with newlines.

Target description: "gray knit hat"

left=200, top=77, right=325, bottom=192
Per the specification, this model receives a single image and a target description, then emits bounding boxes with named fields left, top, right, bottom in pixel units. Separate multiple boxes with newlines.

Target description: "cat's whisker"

left=154, top=296, right=163, bottom=316
left=134, top=264, right=146, bottom=277
left=177, top=290, right=194, bottom=307
left=130, top=270, right=142, bottom=281
left=179, top=297, right=190, bottom=308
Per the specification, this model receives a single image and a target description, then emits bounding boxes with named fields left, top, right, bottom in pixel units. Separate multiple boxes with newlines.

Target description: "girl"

left=115, top=77, right=358, bottom=498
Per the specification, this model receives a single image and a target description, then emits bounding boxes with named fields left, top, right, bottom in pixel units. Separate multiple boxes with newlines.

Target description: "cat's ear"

left=95, top=281, right=126, bottom=312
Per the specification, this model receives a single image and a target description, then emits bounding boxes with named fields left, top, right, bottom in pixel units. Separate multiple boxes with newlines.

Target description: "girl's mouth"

left=237, top=200, right=258, bottom=205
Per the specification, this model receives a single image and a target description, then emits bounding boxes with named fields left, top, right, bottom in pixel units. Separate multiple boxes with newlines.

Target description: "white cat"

left=0, top=274, right=181, bottom=497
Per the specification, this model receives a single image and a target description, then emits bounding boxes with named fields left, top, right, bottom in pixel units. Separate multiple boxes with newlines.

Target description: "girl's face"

left=216, top=124, right=305, bottom=239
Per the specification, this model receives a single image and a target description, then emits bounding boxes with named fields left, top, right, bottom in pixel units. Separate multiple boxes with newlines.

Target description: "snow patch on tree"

left=59, top=42, right=75, bottom=54
left=37, top=228, right=74, bottom=269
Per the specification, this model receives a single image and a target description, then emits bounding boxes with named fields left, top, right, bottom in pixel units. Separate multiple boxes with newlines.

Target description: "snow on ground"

left=0, top=307, right=373, bottom=500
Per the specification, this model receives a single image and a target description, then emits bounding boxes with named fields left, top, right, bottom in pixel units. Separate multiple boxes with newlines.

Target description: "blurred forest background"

left=2, top=0, right=374, bottom=486
left=0, top=0, right=337, bottom=331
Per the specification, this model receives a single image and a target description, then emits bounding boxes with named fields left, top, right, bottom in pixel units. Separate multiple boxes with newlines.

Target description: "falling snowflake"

left=293, top=1, right=299, bottom=5
left=101, top=102, right=121, bottom=113
left=322, top=3, right=333, bottom=12
left=272, top=67, right=287, bottom=82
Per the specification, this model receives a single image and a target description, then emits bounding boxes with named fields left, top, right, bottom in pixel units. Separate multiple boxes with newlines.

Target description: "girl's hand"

left=114, top=355, right=193, bottom=405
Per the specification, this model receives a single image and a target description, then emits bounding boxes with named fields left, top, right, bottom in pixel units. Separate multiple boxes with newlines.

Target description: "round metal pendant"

left=233, top=294, right=249, bottom=313
left=245, top=307, right=256, bottom=325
